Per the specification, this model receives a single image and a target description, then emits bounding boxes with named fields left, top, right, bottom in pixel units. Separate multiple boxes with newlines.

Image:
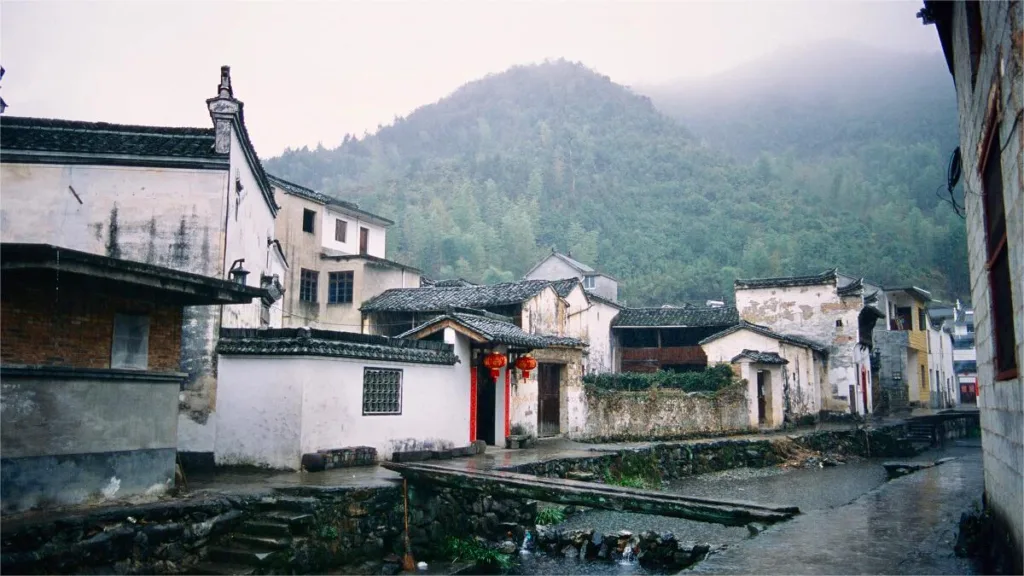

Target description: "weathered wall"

left=0, top=369, right=180, bottom=513
left=575, top=384, right=750, bottom=441
left=701, top=328, right=822, bottom=415
left=946, top=0, right=1023, bottom=562
left=274, top=188, right=326, bottom=328
left=530, top=347, right=586, bottom=438
left=584, top=300, right=618, bottom=374
left=590, top=274, right=618, bottom=302
left=928, top=327, right=957, bottom=408
left=522, top=287, right=563, bottom=336
left=524, top=256, right=580, bottom=283
left=215, top=354, right=468, bottom=469
left=736, top=362, right=784, bottom=428
left=873, top=329, right=911, bottom=412
left=735, top=283, right=868, bottom=413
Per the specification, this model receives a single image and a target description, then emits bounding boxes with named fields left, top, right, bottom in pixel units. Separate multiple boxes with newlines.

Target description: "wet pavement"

left=689, top=439, right=983, bottom=575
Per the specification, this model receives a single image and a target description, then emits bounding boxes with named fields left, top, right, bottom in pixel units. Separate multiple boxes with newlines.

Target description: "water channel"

left=514, top=439, right=982, bottom=575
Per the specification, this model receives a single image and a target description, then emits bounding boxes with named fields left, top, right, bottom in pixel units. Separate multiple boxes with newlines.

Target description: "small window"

left=299, top=269, right=318, bottom=303
left=918, top=309, right=927, bottom=331
left=111, top=314, right=149, bottom=370
left=363, top=368, right=402, bottom=415
left=980, top=123, right=1017, bottom=379
left=583, top=276, right=596, bottom=290
left=835, top=319, right=843, bottom=327
left=335, top=219, right=347, bottom=243
left=328, top=271, right=354, bottom=304
left=302, top=209, right=316, bottom=234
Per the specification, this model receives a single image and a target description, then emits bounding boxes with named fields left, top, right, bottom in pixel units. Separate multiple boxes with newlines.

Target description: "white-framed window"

left=111, top=314, right=150, bottom=370
left=583, top=275, right=596, bottom=290
left=362, top=368, right=402, bottom=415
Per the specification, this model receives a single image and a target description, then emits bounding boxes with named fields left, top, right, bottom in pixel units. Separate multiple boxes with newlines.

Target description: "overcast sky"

left=2, top=1, right=941, bottom=156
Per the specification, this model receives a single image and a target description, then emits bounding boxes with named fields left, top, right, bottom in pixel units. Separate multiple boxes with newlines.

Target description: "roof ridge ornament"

left=218, top=65, right=233, bottom=98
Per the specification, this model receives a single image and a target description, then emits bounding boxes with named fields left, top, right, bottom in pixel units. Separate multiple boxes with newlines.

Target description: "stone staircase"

left=193, top=496, right=317, bottom=575
left=906, top=422, right=936, bottom=446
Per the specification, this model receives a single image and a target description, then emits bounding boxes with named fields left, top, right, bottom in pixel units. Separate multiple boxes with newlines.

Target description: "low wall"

left=573, top=384, right=750, bottom=442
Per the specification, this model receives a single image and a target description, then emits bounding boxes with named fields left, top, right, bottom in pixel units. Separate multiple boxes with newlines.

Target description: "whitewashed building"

left=0, top=66, right=288, bottom=469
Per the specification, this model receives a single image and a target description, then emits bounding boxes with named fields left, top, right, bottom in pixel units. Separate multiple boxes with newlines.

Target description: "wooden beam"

left=382, top=462, right=798, bottom=526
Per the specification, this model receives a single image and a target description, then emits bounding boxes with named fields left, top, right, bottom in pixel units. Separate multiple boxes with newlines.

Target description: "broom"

left=402, top=478, right=416, bottom=571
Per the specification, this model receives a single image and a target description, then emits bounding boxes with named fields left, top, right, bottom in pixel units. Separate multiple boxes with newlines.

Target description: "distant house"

left=922, top=2, right=1022, bottom=567
left=268, top=175, right=419, bottom=332
left=611, top=304, right=739, bottom=373
left=0, top=66, right=288, bottom=469
left=361, top=279, right=587, bottom=439
left=700, top=321, right=829, bottom=426
left=926, top=306, right=957, bottom=409
left=876, top=286, right=934, bottom=409
left=734, top=269, right=884, bottom=415
left=525, top=250, right=618, bottom=302
left=0, top=244, right=264, bottom=512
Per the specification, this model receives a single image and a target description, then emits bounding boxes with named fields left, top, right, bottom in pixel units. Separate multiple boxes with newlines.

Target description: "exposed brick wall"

left=945, top=0, right=1023, bottom=564
left=1, top=272, right=182, bottom=371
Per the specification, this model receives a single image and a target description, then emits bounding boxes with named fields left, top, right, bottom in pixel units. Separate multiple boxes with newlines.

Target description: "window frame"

left=299, top=268, right=319, bottom=303
left=327, top=270, right=354, bottom=305
left=362, top=367, right=403, bottom=415
left=583, top=275, right=596, bottom=290
left=302, top=208, right=316, bottom=234
left=335, top=218, right=348, bottom=243
left=111, top=313, right=150, bottom=370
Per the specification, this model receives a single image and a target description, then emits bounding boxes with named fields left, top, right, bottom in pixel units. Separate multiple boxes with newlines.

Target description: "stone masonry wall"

left=945, top=0, right=1023, bottom=566
left=575, top=384, right=750, bottom=442
left=873, top=328, right=911, bottom=413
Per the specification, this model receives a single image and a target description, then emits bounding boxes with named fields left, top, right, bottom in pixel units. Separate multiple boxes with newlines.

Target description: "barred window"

left=363, top=368, right=402, bottom=415
left=328, top=271, right=354, bottom=304
left=299, top=269, right=318, bottom=303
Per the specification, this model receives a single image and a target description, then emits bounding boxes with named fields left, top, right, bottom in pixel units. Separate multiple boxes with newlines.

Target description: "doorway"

left=476, top=364, right=496, bottom=445
left=359, top=227, right=369, bottom=255
left=756, top=370, right=767, bottom=426
left=538, top=363, right=561, bottom=437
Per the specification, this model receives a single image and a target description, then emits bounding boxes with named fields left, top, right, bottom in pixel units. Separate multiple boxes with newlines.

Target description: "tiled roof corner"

left=731, top=349, right=789, bottom=365
left=699, top=321, right=829, bottom=354
left=398, top=311, right=585, bottom=350
left=735, top=268, right=839, bottom=291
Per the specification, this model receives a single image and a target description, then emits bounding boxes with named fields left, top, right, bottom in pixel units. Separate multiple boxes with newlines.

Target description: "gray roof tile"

left=1, top=116, right=220, bottom=159
left=612, top=305, right=739, bottom=328
left=399, top=311, right=585, bottom=349
left=699, top=321, right=829, bottom=354
left=735, top=268, right=838, bottom=290
left=732, top=350, right=789, bottom=364
left=361, top=280, right=554, bottom=313
left=217, top=328, right=458, bottom=365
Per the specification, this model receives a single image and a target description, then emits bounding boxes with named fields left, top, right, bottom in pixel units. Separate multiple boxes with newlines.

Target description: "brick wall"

left=945, top=0, right=1023, bottom=564
left=1, top=272, right=182, bottom=371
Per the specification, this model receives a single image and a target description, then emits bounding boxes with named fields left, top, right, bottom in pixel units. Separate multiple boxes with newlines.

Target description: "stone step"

left=239, top=520, right=293, bottom=538
left=258, top=495, right=318, bottom=514
left=191, top=561, right=257, bottom=575
left=260, top=510, right=315, bottom=527
left=231, top=534, right=292, bottom=550
left=207, top=545, right=283, bottom=567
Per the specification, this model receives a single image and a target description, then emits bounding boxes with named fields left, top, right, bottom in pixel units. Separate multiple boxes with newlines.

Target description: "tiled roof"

left=361, top=280, right=553, bottom=313
left=432, top=278, right=478, bottom=288
left=731, top=350, right=788, bottom=365
left=837, top=277, right=864, bottom=297
left=611, top=305, right=739, bottom=328
left=398, top=311, right=585, bottom=350
left=320, top=250, right=421, bottom=273
left=217, top=328, right=458, bottom=365
left=551, top=278, right=582, bottom=298
left=553, top=252, right=595, bottom=273
left=268, top=174, right=393, bottom=226
left=585, top=290, right=622, bottom=309
left=735, top=268, right=838, bottom=290
left=0, top=116, right=221, bottom=160
left=699, top=321, right=829, bottom=354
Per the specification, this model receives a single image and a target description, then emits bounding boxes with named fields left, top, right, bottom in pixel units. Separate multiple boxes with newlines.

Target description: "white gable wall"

left=320, top=206, right=387, bottom=258
left=524, top=255, right=583, bottom=282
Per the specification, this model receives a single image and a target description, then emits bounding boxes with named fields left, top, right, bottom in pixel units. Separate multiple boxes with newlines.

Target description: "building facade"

left=923, top=1, right=1022, bottom=570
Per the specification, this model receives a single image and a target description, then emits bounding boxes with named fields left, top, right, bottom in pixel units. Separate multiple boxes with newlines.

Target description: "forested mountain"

left=265, top=43, right=967, bottom=306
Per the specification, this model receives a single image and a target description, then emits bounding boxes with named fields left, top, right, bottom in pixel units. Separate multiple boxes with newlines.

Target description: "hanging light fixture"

left=515, top=356, right=538, bottom=378
left=482, top=352, right=507, bottom=380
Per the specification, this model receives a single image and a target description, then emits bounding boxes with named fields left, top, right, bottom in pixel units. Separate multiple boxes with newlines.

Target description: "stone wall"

left=574, top=384, right=750, bottom=442
left=873, top=329, right=911, bottom=413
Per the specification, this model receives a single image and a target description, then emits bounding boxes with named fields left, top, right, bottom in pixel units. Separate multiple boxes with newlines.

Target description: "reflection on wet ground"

left=519, top=440, right=982, bottom=575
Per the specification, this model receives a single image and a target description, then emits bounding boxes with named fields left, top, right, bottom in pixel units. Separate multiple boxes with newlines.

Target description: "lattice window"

left=299, top=269, right=318, bottom=303
left=328, top=271, right=353, bottom=304
left=362, top=368, right=402, bottom=415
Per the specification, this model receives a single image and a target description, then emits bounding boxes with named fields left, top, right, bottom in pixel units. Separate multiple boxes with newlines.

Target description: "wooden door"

left=476, top=365, right=496, bottom=445
left=359, top=227, right=369, bottom=255
left=538, top=363, right=561, bottom=437
left=756, top=371, right=766, bottom=425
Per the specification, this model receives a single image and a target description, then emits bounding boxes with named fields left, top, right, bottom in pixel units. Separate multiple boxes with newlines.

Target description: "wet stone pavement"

left=518, top=440, right=982, bottom=575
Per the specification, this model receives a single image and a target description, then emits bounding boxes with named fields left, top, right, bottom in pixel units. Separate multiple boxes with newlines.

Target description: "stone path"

left=687, top=440, right=983, bottom=575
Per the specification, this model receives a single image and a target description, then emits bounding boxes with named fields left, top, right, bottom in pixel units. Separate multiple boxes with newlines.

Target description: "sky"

left=1, top=0, right=942, bottom=156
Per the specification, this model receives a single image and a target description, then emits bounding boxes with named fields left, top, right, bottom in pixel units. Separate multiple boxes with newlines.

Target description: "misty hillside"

left=265, top=51, right=967, bottom=305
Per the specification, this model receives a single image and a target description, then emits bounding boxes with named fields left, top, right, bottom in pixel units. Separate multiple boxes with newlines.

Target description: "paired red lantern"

left=515, top=356, right=538, bottom=378
left=482, top=352, right=507, bottom=379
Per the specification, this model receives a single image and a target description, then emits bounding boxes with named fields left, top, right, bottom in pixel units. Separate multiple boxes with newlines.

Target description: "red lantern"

left=482, top=352, right=507, bottom=380
left=515, top=356, right=538, bottom=378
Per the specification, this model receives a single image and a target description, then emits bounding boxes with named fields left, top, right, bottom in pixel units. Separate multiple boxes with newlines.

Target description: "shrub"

left=443, top=537, right=514, bottom=571
left=583, top=364, right=736, bottom=394
left=535, top=507, right=566, bottom=525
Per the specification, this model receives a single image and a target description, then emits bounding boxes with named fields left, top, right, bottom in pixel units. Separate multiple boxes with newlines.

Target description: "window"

left=893, top=307, right=913, bottom=331
left=918, top=309, right=927, bottom=331
left=583, top=275, right=596, bottom=290
left=980, top=123, right=1017, bottom=379
left=302, top=209, right=316, bottom=234
left=335, top=218, right=347, bottom=243
left=299, top=269, right=318, bottom=303
left=111, top=314, right=149, bottom=370
left=328, top=271, right=354, bottom=304
left=362, top=368, right=402, bottom=414
left=359, top=227, right=369, bottom=255
left=953, top=334, right=975, bottom=349
left=835, top=319, right=843, bottom=328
